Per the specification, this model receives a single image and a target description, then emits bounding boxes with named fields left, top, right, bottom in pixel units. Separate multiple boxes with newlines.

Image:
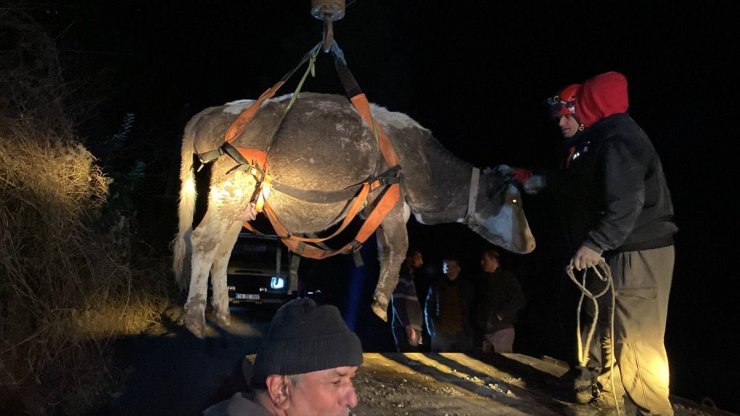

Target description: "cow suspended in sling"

left=172, top=92, right=536, bottom=338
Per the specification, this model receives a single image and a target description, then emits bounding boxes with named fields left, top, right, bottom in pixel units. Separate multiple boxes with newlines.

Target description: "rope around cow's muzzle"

left=566, top=259, right=621, bottom=415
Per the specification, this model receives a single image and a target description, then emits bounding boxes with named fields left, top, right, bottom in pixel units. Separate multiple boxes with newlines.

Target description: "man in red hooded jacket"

left=547, top=71, right=678, bottom=415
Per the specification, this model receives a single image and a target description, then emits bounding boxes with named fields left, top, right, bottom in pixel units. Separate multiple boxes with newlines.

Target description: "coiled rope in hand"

left=566, top=259, right=613, bottom=367
left=566, top=259, right=621, bottom=415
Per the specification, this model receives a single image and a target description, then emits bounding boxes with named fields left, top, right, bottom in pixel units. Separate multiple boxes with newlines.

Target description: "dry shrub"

left=1, top=5, right=175, bottom=414
left=0, top=5, right=72, bottom=135
left=0, top=119, right=172, bottom=415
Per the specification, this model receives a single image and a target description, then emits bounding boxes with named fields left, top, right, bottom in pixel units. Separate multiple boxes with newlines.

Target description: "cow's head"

left=466, top=166, right=536, bottom=254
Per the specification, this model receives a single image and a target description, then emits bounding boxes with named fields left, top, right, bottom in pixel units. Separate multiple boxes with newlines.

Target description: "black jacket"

left=556, top=113, right=678, bottom=253
left=473, top=268, right=526, bottom=334
left=424, top=275, right=474, bottom=338
left=391, top=270, right=424, bottom=331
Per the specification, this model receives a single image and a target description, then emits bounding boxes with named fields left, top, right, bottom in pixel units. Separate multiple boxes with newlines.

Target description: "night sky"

left=31, top=0, right=739, bottom=412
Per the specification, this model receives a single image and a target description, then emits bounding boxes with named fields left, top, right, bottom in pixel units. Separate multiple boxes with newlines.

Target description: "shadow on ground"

left=93, top=306, right=738, bottom=416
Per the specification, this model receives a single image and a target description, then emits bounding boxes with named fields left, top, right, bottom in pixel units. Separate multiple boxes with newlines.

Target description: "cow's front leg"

left=371, top=200, right=408, bottom=322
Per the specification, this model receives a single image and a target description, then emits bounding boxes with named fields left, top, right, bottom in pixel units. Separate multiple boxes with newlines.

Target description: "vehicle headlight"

left=270, top=276, right=285, bottom=290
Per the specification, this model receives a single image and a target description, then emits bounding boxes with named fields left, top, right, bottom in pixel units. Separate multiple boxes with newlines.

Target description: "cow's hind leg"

left=371, top=200, right=409, bottom=322
left=209, top=220, right=242, bottom=328
left=183, top=210, right=234, bottom=338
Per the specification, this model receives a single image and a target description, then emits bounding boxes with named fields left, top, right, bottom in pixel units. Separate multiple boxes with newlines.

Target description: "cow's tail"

left=171, top=112, right=204, bottom=291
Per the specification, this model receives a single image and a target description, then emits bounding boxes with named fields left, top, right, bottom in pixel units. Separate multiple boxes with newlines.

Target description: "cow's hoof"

left=184, top=317, right=206, bottom=339
left=183, top=306, right=206, bottom=338
left=371, top=299, right=388, bottom=322
left=214, top=311, right=231, bottom=328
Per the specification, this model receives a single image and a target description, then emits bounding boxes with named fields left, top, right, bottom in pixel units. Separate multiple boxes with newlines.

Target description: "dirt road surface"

left=99, top=306, right=737, bottom=416
left=349, top=352, right=735, bottom=416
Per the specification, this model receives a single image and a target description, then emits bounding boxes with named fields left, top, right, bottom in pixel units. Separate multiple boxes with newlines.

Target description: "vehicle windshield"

left=230, top=236, right=287, bottom=274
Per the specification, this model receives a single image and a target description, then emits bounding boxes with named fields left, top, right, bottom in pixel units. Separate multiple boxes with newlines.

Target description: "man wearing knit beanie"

left=203, top=298, right=363, bottom=416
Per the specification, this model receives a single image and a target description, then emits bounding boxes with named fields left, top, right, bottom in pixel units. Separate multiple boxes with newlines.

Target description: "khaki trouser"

left=582, top=246, right=674, bottom=415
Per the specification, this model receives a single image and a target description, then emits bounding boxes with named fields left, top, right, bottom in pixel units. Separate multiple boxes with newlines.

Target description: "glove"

left=522, top=174, right=546, bottom=195
left=494, top=164, right=530, bottom=184
left=571, top=244, right=604, bottom=271
left=512, top=168, right=532, bottom=184
left=495, top=165, right=544, bottom=194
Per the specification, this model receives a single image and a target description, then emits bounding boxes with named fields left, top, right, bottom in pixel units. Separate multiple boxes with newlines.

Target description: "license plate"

left=235, top=293, right=260, bottom=300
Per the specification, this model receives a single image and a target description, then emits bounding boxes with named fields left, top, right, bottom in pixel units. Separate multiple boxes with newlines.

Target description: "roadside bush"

left=0, top=5, right=173, bottom=415
left=0, top=119, right=171, bottom=415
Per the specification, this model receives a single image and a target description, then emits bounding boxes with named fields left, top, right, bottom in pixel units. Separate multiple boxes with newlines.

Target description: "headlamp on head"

left=548, top=83, right=581, bottom=119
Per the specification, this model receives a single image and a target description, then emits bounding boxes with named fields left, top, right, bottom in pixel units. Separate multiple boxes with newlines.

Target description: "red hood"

left=576, top=71, right=629, bottom=128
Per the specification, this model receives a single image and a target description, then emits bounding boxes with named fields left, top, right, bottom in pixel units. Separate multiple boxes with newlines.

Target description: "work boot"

left=562, top=394, right=620, bottom=416
left=576, top=384, right=600, bottom=404
left=582, top=391, right=621, bottom=416
left=570, top=366, right=599, bottom=404
left=590, top=386, right=623, bottom=410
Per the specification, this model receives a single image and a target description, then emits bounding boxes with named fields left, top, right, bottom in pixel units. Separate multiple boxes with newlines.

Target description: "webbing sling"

left=223, top=41, right=401, bottom=259
left=224, top=43, right=322, bottom=145
left=265, top=183, right=400, bottom=260
left=197, top=43, right=323, bottom=173
left=242, top=167, right=400, bottom=245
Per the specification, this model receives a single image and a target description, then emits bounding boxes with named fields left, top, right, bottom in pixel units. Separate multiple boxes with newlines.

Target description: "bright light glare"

left=270, top=276, right=285, bottom=290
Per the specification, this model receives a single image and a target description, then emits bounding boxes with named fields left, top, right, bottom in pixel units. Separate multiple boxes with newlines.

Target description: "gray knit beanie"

left=250, top=298, right=363, bottom=387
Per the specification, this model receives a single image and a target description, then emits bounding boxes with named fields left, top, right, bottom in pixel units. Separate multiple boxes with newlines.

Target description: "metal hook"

left=322, top=15, right=334, bottom=53
left=311, top=0, right=344, bottom=53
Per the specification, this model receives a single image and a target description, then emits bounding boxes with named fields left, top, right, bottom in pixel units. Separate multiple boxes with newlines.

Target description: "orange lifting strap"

left=220, top=84, right=284, bottom=175
left=226, top=41, right=401, bottom=260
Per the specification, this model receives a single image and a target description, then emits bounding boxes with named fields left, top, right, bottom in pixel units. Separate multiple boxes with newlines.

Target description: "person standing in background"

left=390, top=248, right=425, bottom=352
left=425, top=256, right=474, bottom=352
left=472, top=247, right=526, bottom=354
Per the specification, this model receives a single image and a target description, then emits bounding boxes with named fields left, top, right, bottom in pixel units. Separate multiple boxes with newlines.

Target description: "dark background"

left=31, top=0, right=739, bottom=413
